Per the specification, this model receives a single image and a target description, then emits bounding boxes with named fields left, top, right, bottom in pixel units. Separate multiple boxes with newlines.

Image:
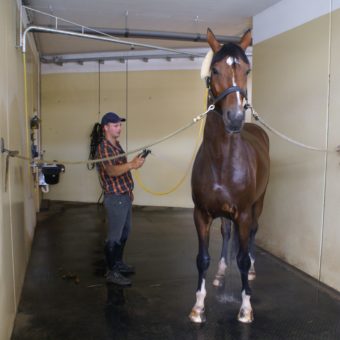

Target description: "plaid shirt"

left=97, top=139, right=134, bottom=195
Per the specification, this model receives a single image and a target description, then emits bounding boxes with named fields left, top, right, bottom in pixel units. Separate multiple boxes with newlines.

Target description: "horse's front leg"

left=213, top=218, right=231, bottom=287
left=189, top=207, right=212, bottom=323
left=236, top=213, right=254, bottom=323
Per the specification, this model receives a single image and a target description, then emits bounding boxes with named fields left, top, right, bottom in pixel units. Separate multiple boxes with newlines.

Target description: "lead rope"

left=134, top=116, right=205, bottom=195
left=1, top=105, right=215, bottom=166
left=246, top=104, right=333, bottom=153
left=134, top=91, right=210, bottom=195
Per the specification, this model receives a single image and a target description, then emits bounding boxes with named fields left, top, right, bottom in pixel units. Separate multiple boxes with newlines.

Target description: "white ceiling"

left=24, top=0, right=282, bottom=57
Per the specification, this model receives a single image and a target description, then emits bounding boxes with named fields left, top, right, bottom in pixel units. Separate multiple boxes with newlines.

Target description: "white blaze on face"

left=226, top=56, right=242, bottom=106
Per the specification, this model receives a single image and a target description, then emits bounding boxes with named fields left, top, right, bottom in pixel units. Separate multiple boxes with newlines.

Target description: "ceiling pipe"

left=33, top=25, right=240, bottom=44
left=21, top=6, right=243, bottom=45
left=22, top=26, right=206, bottom=56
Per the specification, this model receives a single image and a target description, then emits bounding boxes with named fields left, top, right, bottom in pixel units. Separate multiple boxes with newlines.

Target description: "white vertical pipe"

left=318, top=0, right=333, bottom=281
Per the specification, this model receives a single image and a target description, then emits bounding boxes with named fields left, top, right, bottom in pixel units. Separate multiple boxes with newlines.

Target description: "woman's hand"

left=130, top=155, right=145, bottom=170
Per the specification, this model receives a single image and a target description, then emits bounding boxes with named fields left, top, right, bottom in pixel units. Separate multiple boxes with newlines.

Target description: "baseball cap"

left=101, top=112, right=126, bottom=125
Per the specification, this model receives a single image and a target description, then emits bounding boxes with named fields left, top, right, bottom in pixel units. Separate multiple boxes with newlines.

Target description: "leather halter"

left=205, top=51, right=248, bottom=107
left=209, top=85, right=248, bottom=105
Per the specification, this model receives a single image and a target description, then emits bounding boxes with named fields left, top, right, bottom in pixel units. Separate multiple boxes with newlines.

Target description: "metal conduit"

left=33, top=25, right=240, bottom=44
left=22, top=25, right=206, bottom=57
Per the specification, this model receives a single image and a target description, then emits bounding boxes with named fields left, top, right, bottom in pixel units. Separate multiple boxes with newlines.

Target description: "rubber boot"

left=104, top=242, right=131, bottom=286
left=115, top=240, right=135, bottom=274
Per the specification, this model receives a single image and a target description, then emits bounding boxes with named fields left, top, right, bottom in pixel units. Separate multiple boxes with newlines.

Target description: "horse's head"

left=205, top=28, right=252, bottom=133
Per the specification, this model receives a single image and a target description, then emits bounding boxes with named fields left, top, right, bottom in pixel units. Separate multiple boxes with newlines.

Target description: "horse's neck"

left=203, top=113, right=242, bottom=153
left=201, top=115, right=251, bottom=187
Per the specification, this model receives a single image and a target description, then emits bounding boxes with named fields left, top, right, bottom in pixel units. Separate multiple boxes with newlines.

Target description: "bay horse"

left=190, top=28, right=270, bottom=323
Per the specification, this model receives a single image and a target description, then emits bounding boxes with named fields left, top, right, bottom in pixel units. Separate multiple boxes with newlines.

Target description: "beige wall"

left=41, top=69, right=206, bottom=207
left=0, top=1, right=39, bottom=339
left=321, top=8, right=340, bottom=291
left=253, top=11, right=340, bottom=291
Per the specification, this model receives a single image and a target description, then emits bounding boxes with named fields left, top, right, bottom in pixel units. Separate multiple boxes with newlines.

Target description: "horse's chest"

left=205, top=193, right=238, bottom=219
left=211, top=183, right=243, bottom=206
left=194, top=162, right=254, bottom=217
left=209, top=160, right=252, bottom=192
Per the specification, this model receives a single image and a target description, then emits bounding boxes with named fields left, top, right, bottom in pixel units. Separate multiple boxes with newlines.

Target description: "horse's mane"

left=211, top=43, right=249, bottom=66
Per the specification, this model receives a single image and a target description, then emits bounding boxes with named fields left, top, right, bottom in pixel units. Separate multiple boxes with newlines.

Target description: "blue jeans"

left=103, top=193, right=132, bottom=245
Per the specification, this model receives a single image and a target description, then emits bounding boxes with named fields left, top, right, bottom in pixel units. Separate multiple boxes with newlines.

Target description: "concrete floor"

left=11, top=201, right=340, bottom=340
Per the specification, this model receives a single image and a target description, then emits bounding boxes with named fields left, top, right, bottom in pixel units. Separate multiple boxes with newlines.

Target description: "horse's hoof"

left=248, top=271, right=256, bottom=281
left=237, top=308, right=254, bottom=323
left=189, top=308, right=206, bottom=323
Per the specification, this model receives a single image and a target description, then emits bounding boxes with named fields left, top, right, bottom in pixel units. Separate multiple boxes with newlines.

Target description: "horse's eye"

left=212, top=67, right=219, bottom=75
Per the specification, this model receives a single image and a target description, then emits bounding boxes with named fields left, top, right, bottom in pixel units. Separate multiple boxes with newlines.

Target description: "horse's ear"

left=239, top=29, right=252, bottom=50
left=207, top=28, right=221, bottom=53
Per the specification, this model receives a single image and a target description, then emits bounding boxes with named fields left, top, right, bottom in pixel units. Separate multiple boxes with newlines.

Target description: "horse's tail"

left=228, top=221, right=239, bottom=264
left=220, top=218, right=239, bottom=265
left=214, top=218, right=239, bottom=288
left=228, top=221, right=257, bottom=281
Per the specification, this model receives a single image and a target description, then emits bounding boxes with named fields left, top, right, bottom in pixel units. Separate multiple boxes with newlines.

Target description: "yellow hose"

left=134, top=107, right=205, bottom=196
left=134, top=90, right=208, bottom=196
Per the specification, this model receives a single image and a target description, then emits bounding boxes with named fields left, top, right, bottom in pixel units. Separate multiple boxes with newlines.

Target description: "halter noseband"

left=209, top=85, right=248, bottom=105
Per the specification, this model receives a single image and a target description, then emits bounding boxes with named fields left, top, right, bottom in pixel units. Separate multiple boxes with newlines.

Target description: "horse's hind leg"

left=189, top=207, right=212, bottom=323
left=248, top=193, right=265, bottom=281
left=213, top=218, right=231, bottom=287
left=236, top=213, right=254, bottom=323
left=248, top=228, right=257, bottom=281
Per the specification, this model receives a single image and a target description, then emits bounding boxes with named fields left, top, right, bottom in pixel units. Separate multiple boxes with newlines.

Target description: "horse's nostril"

left=226, top=110, right=243, bottom=121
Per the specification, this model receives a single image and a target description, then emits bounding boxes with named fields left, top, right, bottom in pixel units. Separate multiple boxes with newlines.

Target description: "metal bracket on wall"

left=0, top=137, right=19, bottom=157
left=0, top=137, right=5, bottom=154
left=1, top=138, right=20, bottom=192
left=336, top=146, right=340, bottom=165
